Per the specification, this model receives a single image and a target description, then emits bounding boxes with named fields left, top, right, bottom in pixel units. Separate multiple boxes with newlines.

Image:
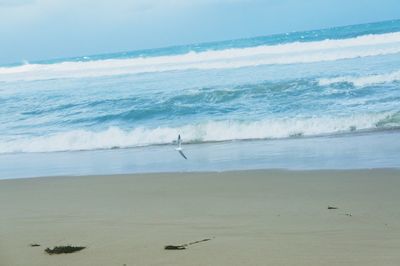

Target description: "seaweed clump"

left=45, top=246, right=86, bottom=255
left=164, top=245, right=186, bottom=250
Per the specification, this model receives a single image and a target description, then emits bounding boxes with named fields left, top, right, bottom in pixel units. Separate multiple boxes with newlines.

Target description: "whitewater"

left=1, top=31, right=400, bottom=82
left=1, top=19, right=400, bottom=155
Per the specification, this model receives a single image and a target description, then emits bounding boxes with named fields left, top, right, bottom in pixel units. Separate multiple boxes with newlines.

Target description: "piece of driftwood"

left=164, top=238, right=212, bottom=250
left=45, top=246, right=86, bottom=255
left=187, top=238, right=211, bottom=245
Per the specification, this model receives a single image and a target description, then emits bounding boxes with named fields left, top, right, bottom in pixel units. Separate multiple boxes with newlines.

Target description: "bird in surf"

left=175, top=134, right=187, bottom=159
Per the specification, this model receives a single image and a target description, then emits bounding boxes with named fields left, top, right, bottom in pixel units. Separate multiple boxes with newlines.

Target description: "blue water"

left=1, top=20, right=400, bottom=178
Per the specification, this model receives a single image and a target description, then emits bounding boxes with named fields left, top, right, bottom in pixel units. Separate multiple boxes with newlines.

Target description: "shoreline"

left=1, top=169, right=400, bottom=265
left=1, top=129, right=400, bottom=180
left=0, top=167, right=399, bottom=181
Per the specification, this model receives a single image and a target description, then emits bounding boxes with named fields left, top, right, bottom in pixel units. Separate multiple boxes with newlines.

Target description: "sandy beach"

left=1, top=169, right=400, bottom=266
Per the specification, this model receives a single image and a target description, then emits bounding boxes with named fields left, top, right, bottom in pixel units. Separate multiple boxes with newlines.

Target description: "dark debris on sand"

left=45, top=246, right=86, bottom=255
left=164, top=238, right=212, bottom=251
left=164, top=245, right=187, bottom=250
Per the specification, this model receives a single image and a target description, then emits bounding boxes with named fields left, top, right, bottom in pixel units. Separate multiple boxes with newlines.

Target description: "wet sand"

left=1, top=169, right=400, bottom=266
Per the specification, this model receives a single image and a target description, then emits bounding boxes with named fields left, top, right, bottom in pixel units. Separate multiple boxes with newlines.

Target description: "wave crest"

left=1, top=32, right=400, bottom=82
left=1, top=112, right=397, bottom=154
left=319, top=70, right=400, bottom=87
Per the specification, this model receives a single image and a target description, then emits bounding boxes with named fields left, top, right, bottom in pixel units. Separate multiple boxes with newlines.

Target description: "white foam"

left=0, top=112, right=394, bottom=154
left=1, top=32, right=400, bottom=82
left=319, top=70, right=400, bottom=87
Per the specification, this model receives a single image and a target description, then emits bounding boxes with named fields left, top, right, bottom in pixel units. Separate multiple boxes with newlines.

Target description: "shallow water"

left=1, top=130, right=399, bottom=179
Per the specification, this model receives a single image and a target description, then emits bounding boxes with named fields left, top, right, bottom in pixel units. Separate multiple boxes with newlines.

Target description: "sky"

left=0, top=0, right=399, bottom=65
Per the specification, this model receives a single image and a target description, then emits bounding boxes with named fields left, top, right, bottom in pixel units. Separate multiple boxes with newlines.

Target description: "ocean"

left=1, top=20, right=400, bottom=179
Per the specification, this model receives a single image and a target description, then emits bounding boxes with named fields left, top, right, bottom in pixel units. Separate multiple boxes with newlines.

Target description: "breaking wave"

left=1, top=32, right=400, bottom=82
left=319, top=70, right=400, bottom=87
left=1, top=112, right=398, bottom=154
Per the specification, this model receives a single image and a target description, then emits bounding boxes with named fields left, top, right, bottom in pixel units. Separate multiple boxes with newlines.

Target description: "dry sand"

left=1, top=169, right=400, bottom=266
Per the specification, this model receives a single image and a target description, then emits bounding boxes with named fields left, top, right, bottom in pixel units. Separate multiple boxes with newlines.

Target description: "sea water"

left=1, top=20, right=400, bottom=178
